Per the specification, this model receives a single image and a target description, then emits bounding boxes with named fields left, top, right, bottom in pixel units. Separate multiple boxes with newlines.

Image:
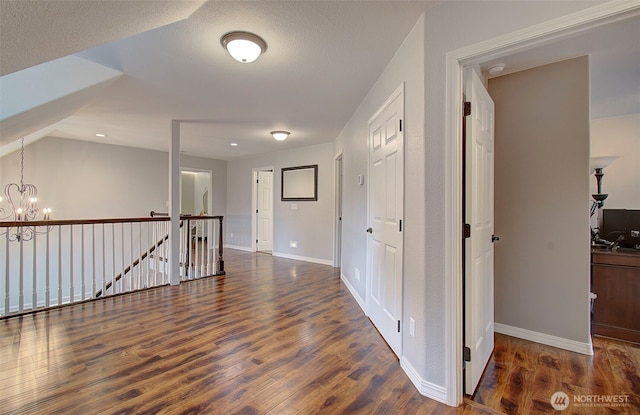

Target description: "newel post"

left=217, top=216, right=225, bottom=275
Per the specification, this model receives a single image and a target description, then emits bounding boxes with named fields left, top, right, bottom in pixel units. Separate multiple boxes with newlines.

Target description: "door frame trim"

left=444, top=1, right=639, bottom=406
left=251, top=166, right=274, bottom=253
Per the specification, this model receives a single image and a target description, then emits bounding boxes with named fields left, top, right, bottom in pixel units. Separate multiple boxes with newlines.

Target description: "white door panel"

left=367, top=85, right=404, bottom=358
left=464, top=67, right=495, bottom=394
left=257, top=170, right=273, bottom=252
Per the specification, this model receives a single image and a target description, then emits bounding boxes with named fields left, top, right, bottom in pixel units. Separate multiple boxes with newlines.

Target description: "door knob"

left=366, top=227, right=373, bottom=234
left=492, top=235, right=500, bottom=242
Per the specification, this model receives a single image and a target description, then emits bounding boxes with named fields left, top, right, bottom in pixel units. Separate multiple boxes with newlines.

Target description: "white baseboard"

left=340, top=273, right=366, bottom=314
left=224, top=244, right=253, bottom=252
left=401, top=357, right=448, bottom=404
left=495, top=323, right=593, bottom=355
left=271, top=251, right=333, bottom=266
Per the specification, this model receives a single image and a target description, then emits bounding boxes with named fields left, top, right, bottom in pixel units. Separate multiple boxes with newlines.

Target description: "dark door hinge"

left=464, top=224, right=471, bottom=239
left=464, top=101, right=471, bottom=117
left=256, top=209, right=259, bottom=214
left=399, top=119, right=403, bottom=132
left=398, top=320, right=401, bottom=333
left=464, top=346, right=471, bottom=362
left=399, top=219, right=403, bottom=232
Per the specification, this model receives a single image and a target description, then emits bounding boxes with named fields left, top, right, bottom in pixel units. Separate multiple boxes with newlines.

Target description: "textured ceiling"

left=0, top=0, right=206, bottom=76
left=1, top=1, right=638, bottom=160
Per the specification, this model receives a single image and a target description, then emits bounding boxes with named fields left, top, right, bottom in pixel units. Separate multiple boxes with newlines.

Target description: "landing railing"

left=180, top=215, right=225, bottom=281
left=0, top=215, right=224, bottom=318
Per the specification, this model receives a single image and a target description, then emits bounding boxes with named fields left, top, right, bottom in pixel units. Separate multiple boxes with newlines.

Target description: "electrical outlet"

left=289, top=241, right=297, bottom=248
left=291, top=204, right=298, bottom=210
left=230, top=233, right=234, bottom=239
left=409, top=318, right=415, bottom=337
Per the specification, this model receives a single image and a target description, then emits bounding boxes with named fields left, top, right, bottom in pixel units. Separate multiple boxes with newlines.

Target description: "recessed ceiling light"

left=230, top=142, right=238, bottom=146
left=270, top=131, right=290, bottom=141
left=220, top=31, right=267, bottom=63
left=95, top=133, right=106, bottom=138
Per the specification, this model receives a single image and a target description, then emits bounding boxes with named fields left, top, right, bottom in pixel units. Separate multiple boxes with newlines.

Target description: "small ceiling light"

left=95, top=133, right=106, bottom=138
left=230, top=142, right=238, bottom=147
left=271, top=131, right=290, bottom=141
left=221, top=31, right=267, bottom=63
left=487, top=63, right=506, bottom=76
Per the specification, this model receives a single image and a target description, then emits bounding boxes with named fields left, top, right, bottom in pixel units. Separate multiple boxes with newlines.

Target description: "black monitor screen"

left=601, top=209, right=640, bottom=250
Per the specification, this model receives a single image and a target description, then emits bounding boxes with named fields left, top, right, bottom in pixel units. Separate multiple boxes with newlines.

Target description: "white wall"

left=225, top=142, right=334, bottom=263
left=0, top=136, right=227, bottom=219
left=181, top=172, right=195, bottom=215
left=490, top=56, right=592, bottom=349
left=334, top=11, right=426, bottom=383
left=591, top=114, right=640, bottom=209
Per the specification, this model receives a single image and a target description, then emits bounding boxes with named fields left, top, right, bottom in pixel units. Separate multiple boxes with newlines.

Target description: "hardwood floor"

left=470, top=334, right=640, bottom=414
left=2, top=249, right=638, bottom=414
left=1, top=249, right=493, bottom=415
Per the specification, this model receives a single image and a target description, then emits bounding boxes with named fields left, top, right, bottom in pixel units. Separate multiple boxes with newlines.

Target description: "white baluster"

left=81, top=225, right=85, bottom=301
left=4, top=231, right=10, bottom=315
left=45, top=225, right=50, bottom=307
left=69, top=225, right=74, bottom=305
left=32, top=228, right=37, bottom=310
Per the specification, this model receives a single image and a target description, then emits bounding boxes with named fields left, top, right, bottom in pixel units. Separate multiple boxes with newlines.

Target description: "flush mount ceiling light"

left=270, top=131, right=290, bottom=141
left=220, top=31, right=267, bottom=63
left=487, top=63, right=506, bottom=76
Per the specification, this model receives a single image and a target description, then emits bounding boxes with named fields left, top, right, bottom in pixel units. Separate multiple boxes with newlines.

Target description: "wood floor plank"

left=5, top=249, right=639, bottom=414
left=472, top=333, right=640, bottom=415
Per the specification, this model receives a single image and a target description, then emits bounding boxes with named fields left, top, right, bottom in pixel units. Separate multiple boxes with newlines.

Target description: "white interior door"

left=367, top=85, right=404, bottom=357
left=257, top=170, right=273, bottom=252
left=464, top=67, right=495, bottom=394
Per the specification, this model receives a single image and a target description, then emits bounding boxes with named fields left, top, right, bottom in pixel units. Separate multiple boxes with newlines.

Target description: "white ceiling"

left=1, top=1, right=638, bottom=160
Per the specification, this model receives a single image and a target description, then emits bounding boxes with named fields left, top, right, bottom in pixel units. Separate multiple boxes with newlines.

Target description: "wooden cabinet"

left=591, top=248, right=640, bottom=343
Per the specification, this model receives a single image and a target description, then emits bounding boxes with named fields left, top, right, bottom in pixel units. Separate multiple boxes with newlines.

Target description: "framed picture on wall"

left=281, top=165, right=318, bottom=201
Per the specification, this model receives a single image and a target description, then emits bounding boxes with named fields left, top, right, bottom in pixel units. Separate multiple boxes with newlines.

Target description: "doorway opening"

left=446, top=2, right=636, bottom=406
left=181, top=169, right=212, bottom=216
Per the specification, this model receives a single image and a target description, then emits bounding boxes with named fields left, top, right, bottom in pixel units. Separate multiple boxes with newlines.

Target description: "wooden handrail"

left=0, top=217, right=170, bottom=228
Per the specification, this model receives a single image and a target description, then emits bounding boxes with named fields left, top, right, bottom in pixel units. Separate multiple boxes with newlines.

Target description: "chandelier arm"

left=0, top=137, right=51, bottom=242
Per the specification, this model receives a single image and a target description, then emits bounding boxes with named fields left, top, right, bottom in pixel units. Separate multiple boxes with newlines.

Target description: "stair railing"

left=0, top=214, right=224, bottom=318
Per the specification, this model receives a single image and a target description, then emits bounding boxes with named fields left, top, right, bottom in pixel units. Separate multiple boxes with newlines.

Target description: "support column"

left=169, top=120, right=181, bottom=285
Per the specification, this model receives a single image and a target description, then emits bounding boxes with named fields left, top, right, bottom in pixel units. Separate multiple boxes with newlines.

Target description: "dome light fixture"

left=220, top=31, right=267, bottom=63
left=271, top=131, right=290, bottom=141
left=488, top=63, right=506, bottom=76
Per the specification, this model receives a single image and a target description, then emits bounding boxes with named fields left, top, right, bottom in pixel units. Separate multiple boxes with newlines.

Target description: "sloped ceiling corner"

left=0, top=55, right=122, bottom=148
left=0, top=0, right=206, bottom=76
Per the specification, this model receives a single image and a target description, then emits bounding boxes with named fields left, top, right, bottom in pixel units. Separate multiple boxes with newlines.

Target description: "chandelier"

left=0, top=137, right=52, bottom=241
